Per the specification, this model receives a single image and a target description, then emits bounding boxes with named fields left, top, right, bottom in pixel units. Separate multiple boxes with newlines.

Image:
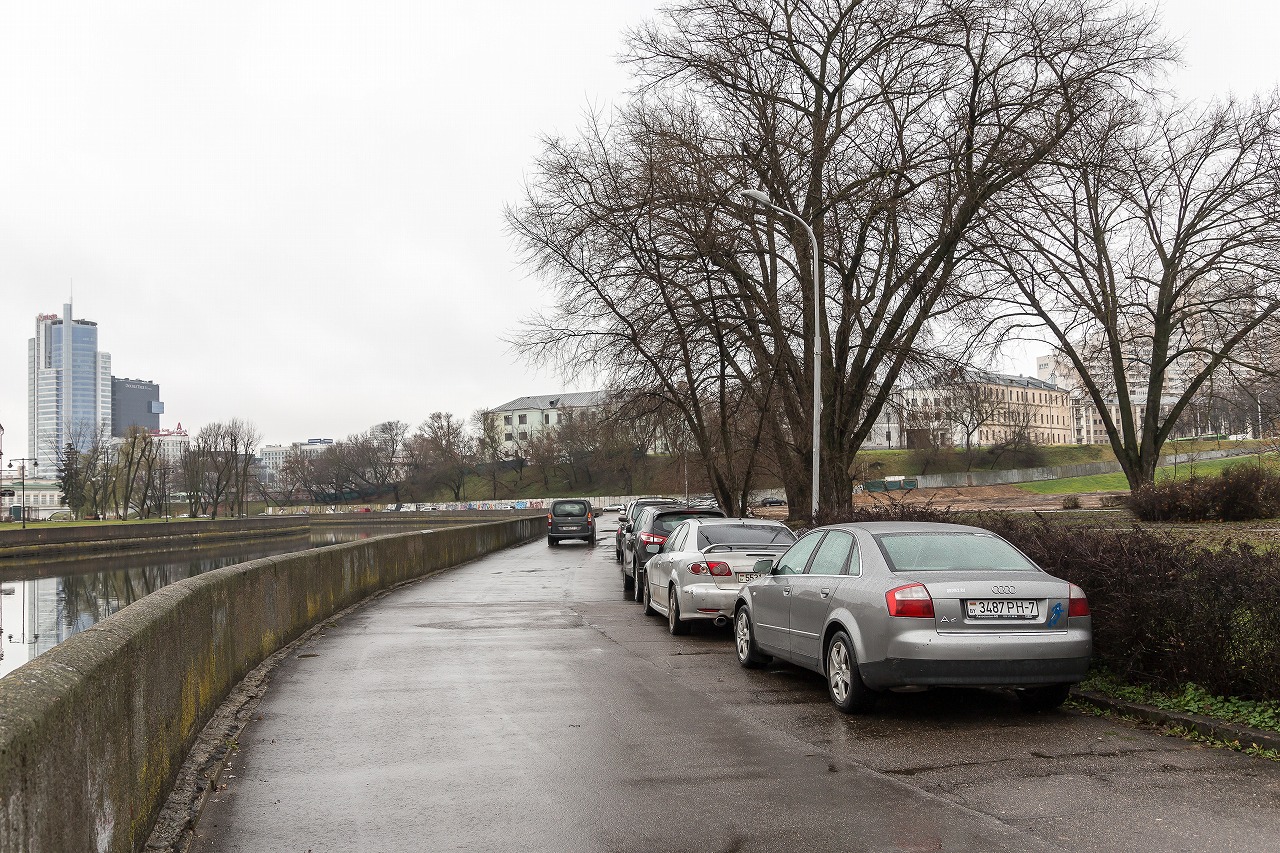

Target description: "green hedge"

left=820, top=504, right=1280, bottom=701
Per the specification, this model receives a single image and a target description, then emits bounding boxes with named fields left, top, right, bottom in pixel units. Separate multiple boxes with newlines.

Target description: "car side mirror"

left=753, top=558, right=775, bottom=574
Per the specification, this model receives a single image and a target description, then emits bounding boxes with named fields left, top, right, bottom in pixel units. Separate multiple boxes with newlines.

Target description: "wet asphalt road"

left=193, top=519, right=1280, bottom=852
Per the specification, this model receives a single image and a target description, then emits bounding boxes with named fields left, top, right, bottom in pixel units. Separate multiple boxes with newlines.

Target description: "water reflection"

left=0, top=523, right=433, bottom=679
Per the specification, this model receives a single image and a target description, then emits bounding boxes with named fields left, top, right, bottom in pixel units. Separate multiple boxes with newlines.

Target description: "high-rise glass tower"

left=27, top=303, right=112, bottom=469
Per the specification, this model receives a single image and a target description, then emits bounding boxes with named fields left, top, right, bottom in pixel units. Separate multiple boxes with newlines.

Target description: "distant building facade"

left=149, top=425, right=190, bottom=464
left=111, top=377, right=164, bottom=437
left=487, top=392, right=609, bottom=454
left=28, top=303, right=112, bottom=470
left=890, top=370, right=1071, bottom=449
left=257, top=438, right=335, bottom=485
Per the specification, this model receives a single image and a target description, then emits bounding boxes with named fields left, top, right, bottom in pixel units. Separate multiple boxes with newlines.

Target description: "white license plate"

left=737, top=573, right=758, bottom=583
left=966, top=599, right=1038, bottom=619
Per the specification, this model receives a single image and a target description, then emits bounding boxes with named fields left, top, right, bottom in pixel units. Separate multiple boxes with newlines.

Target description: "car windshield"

left=653, top=512, right=719, bottom=532
left=875, top=532, right=1038, bottom=572
left=697, top=524, right=795, bottom=548
left=552, top=502, right=589, bottom=517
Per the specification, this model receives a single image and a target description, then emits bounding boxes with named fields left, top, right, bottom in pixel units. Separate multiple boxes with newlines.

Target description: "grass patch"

left=1016, top=453, right=1266, bottom=495
left=1081, top=671, right=1280, bottom=733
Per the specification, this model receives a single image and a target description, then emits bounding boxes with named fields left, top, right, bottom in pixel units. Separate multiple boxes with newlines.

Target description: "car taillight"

left=638, top=532, right=667, bottom=545
left=1068, top=584, right=1090, bottom=617
left=886, top=583, right=934, bottom=618
left=547, top=513, right=552, bottom=528
left=689, top=561, right=731, bottom=576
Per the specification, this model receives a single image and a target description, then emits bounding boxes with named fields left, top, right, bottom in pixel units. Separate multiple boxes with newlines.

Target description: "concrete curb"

left=1071, top=689, right=1280, bottom=753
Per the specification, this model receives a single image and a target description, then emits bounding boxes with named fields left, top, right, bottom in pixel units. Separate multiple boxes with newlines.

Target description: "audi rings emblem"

left=991, top=585, right=1016, bottom=595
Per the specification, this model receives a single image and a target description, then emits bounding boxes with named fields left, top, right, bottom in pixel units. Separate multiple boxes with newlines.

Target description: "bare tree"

left=407, top=413, right=471, bottom=501
left=224, top=419, right=262, bottom=517
left=986, top=95, right=1280, bottom=487
left=942, top=375, right=1010, bottom=469
left=114, top=426, right=157, bottom=519
left=510, top=0, right=1169, bottom=517
left=471, top=410, right=508, bottom=500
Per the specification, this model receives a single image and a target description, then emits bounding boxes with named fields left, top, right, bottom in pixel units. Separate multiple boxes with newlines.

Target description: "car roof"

left=649, top=506, right=725, bottom=518
left=688, top=517, right=788, bottom=527
left=821, top=521, right=993, bottom=535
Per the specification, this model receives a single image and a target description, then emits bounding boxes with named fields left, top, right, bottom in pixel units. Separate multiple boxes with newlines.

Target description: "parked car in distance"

left=547, top=499, right=596, bottom=546
left=759, top=497, right=786, bottom=507
left=616, top=497, right=680, bottom=565
left=733, top=521, right=1091, bottom=714
left=622, top=505, right=726, bottom=603
left=600, top=503, right=624, bottom=513
left=642, top=518, right=796, bottom=634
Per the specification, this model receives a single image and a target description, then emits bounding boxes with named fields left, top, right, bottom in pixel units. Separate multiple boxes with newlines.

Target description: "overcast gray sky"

left=1, top=1, right=1276, bottom=455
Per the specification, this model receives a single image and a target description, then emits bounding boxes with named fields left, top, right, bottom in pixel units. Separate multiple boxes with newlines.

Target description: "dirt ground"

left=854, top=483, right=1128, bottom=512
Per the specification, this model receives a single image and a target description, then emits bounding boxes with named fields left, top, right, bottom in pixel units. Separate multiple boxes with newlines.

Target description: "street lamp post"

left=741, top=189, right=822, bottom=521
left=7, top=458, right=38, bottom=530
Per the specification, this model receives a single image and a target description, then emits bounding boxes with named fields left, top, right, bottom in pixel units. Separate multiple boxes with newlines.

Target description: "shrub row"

left=819, top=503, right=1280, bottom=702
left=1128, top=462, right=1280, bottom=522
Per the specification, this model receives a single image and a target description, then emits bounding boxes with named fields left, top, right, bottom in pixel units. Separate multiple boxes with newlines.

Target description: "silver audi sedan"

left=642, top=518, right=796, bottom=635
left=733, top=521, right=1091, bottom=713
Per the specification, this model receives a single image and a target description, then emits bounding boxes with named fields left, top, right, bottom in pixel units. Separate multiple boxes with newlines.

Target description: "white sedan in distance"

left=642, top=518, right=796, bottom=635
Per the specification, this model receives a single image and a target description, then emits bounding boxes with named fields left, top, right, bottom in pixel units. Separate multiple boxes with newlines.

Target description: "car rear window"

left=552, top=501, right=589, bottom=517
left=652, top=511, right=721, bottom=532
left=875, top=532, right=1038, bottom=572
left=697, top=524, right=795, bottom=548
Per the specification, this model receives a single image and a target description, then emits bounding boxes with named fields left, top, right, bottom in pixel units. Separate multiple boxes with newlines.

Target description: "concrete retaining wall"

left=912, top=448, right=1252, bottom=489
left=0, top=517, right=309, bottom=561
left=0, top=517, right=542, bottom=853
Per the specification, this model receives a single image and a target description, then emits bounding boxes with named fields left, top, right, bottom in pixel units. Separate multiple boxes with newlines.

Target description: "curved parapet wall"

left=0, top=517, right=542, bottom=853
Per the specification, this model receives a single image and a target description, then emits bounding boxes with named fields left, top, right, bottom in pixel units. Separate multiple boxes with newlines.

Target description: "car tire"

left=623, top=568, right=634, bottom=593
left=1017, top=683, right=1071, bottom=712
left=668, top=585, right=690, bottom=635
left=547, top=536, right=557, bottom=546
left=642, top=578, right=657, bottom=617
left=615, top=546, right=622, bottom=563
left=825, top=630, right=877, bottom=714
left=634, top=567, right=646, bottom=603
left=734, top=607, right=770, bottom=668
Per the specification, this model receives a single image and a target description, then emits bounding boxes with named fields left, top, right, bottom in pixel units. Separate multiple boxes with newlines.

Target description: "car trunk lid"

left=909, top=571, right=1072, bottom=633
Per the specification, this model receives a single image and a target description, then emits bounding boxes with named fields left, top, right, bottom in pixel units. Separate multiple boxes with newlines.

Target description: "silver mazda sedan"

left=641, top=518, right=796, bottom=634
left=733, top=521, right=1091, bottom=713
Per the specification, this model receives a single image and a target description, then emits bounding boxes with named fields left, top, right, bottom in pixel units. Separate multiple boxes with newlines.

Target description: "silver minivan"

left=547, top=499, right=597, bottom=546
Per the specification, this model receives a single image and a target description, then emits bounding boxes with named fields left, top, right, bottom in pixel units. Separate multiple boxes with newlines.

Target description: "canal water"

left=0, top=524, right=431, bottom=679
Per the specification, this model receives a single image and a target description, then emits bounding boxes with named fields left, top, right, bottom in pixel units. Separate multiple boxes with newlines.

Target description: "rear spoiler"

left=704, top=544, right=791, bottom=555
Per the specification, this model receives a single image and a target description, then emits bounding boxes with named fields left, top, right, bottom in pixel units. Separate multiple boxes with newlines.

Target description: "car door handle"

left=820, top=588, right=831, bottom=598
left=782, top=587, right=791, bottom=596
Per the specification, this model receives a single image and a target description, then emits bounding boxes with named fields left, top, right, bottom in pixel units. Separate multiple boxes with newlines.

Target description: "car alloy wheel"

left=633, top=565, right=645, bottom=602
left=668, top=585, right=689, bottom=635
left=734, top=609, right=754, bottom=665
left=643, top=578, right=657, bottom=617
left=825, top=630, right=876, bottom=714
left=828, top=639, right=853, bottom=705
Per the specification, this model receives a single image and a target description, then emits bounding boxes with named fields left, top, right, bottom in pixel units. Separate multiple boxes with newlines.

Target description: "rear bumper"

left=859, top=655, right=1091, bottom=688
left=550, top=524, right=595, bottom=539
left=678, top=583, right=741, bottom=619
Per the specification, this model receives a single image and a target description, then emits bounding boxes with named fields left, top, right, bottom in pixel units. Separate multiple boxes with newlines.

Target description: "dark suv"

left=615, top=497, right=680, bottom=563
left=547, top=499, right=596, bottom=546
left=621, top=505, right=725, bottom=601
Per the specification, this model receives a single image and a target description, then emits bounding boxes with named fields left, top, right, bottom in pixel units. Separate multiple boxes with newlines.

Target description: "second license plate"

left=966, top=599, right=1038, bottom=619
left=736, top=573, right=759, bottom=583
